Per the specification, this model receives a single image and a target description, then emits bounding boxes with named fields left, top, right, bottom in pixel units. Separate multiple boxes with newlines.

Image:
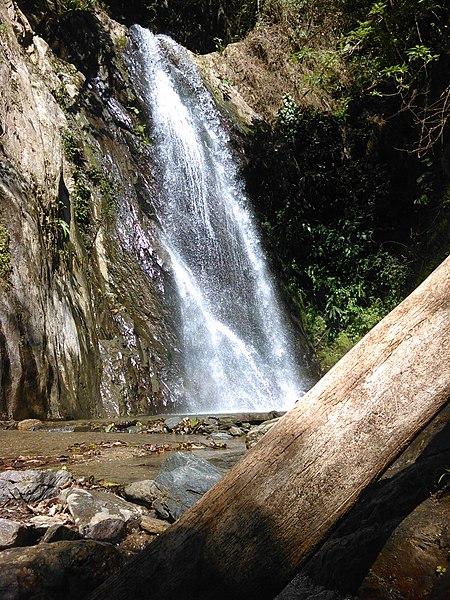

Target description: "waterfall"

left=128, top=26, right=307, bottom=413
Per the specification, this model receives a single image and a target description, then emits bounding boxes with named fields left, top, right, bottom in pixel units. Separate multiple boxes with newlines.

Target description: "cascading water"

left=128, top=26, right=307, bottom=413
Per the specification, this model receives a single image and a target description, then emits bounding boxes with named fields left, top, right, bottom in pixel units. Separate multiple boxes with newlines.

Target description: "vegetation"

left=244, top=0, right=450, bottom=370
left=0, top=224, right=11, bottom=286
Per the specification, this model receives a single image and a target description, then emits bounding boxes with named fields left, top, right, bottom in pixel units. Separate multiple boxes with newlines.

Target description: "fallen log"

left=89, top=256, right=450, bottom=600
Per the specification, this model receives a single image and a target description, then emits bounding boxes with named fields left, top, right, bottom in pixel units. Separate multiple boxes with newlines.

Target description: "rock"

left=28, top=515, right=70, bottom=528
left=127, top=425, right=146, bottom=434
left=164, top=416, right=183, bottom=431
left=124, top=479, right=159, bottom=506
left=0, top=540, right=123, bottom=600
left=60, top=487, right=145, bottom=541
left=357, top=495, right=450, bottom=599
left=152, top=452, right=223, bottom=521
left=87, top=518, right=127, bottom=543
left=0, top=519, right=28, bottom=550
left=16, top=419, right=43, bottom=430
left=40, top=524, right=81, bottom=543
left=281, top=403, right=450, bottom=599
left=202, top=424, right=219, bottom=434
left=210, top=432, right=232, bottom=441
left=245, top=417, right=281, bottom=449
left=139, top=515, right=171, bottom=535
left=228, top=425, right=244, bottom=436
left=0, top=469, right=73, bottom=504
left=0, top=0, right=178, bottom=421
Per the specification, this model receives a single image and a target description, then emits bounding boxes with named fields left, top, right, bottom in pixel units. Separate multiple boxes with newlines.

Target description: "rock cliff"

left=0, top=1, right=182, bottom=419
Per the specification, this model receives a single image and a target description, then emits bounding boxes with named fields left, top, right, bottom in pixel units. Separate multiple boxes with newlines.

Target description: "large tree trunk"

left=89, top=257, right=450, bottom=600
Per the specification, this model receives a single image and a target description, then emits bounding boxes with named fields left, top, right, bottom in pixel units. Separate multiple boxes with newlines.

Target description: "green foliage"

left=61, top=129, right=93, bottom=245
left=56, top=0, right=98, bottom=13
left=62, top=130, right=83, bottom=165
left=87, top=165, right=116, bottom=221
left=243, top=0, right=450, bottom=370
left=73, top=176, right=92, bottom=237
left=339, top=0, right=450, bottom=154
left=0, top=224, right=11, bottom=285
left=246, top=102, right=411, bottom=369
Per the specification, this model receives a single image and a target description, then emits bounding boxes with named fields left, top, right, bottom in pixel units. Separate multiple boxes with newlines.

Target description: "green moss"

left=0, top=224, right=11, bottom=286
left=62, top=129, right=83, bottom=165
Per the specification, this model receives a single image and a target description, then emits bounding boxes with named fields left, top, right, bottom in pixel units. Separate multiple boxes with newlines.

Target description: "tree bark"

left=89, top=257, right=450, bottom=600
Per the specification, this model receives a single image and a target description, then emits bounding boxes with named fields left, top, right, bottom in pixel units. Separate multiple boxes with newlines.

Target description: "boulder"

left=17, top=419, right=43, bottom=430
left=0, top=540, right=123, bottom=600
left=152, top=452, right=223, bottom=521
left=0, top=519, right=28, bottom=550
left=123, top=479, right=159, bottom=506
left=60, top=487, right=145, bottom=542
left=0, top=469, right=73, bottom=504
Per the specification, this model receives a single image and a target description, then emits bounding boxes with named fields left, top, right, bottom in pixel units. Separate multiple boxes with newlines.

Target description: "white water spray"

left=128, top=26, right=307, bottom=412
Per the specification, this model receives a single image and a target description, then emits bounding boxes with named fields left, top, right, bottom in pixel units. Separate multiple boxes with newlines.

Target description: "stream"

left=0, top=417, right=250, bottom=484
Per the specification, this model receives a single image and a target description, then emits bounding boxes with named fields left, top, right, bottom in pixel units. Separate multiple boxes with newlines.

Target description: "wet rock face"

left=0, top=2, right=182, bottom=419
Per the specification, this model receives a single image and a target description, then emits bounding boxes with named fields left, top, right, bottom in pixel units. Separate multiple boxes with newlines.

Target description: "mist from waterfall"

left=128, top=26, right=307, bottom=412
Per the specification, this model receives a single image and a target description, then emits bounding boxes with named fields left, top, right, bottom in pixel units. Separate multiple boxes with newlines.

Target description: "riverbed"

left=0, top=416, right=253, bottom=484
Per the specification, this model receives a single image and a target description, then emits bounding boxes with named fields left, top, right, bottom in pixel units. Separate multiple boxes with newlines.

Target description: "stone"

left=60, top=487, right=145, bottom=541
left=40, top=524, right=81, bottom=544
left=0, top=519, right=28, bottom=550
left=152, top=452, right=223, bottom=521
left=210, top=432, right=232, bottom=441
left=357, top=495, right=450, bottom=599
left=127, top=425, right=146, bottom=434
left=16, top=419, right=43, bottom=430
left=0, top=469, right=73, bottom=504
left=245, top=417, right=281, bottom=449
left=0, top=0, right=178, bottom=421
left=124, top=479, right=159, bottom=506
left=87, top=518, right=127, bottom=543
left=139, top=515, right=171, bottom=535
left=202, top=424, right=219, bottom=434
left=228, top=425, right=244, bottom=436
left=0, top=540, right=123, bottom=600
left=164, top=416, right=183, bottom=431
